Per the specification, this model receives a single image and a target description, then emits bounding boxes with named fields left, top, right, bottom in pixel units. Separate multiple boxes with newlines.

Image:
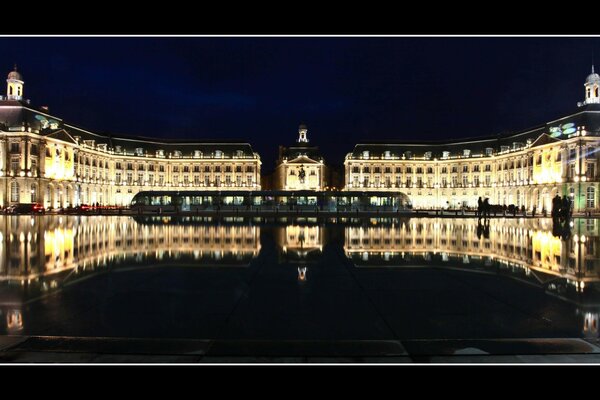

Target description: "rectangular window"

left=148, top=174, right=154, bottom=185
left=462, top=175, right=468, bottom=187
left=138, top=173, right=144, bottom=184
left=10, top=142, right=19, bottom=153
left=485, top=175, right=491, bottom=186
left=587, top=163, right=595, bottom=179
left=127, top=172, right=133, bottom=185
left=474, top=176, right=479, bottom=186
left=158, top=175, right=164, bottom=186
left=10, top=157, right=19, bottom=172
left=442, top=177, right=447, bottom=187
left=115, top=172, right=121, bottom=184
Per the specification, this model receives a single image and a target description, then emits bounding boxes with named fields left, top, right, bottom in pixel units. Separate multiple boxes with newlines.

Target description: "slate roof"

left=0, top=100, right=257, bottom=158
left=349, top=103, right=600, bottom=159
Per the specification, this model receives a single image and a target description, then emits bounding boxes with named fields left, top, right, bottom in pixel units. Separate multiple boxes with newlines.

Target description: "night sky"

left=0, top=36, right=598, bottom=170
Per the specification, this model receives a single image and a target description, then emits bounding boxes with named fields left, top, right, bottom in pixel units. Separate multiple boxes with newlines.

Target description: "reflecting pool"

left=0, top=215, right=599, bottom=346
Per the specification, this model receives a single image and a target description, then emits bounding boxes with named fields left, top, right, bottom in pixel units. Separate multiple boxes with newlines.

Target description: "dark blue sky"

left=0, top=37, right=598, bottom=169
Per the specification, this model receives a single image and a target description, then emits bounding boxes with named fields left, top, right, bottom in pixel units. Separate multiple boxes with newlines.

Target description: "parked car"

left=5, top=203, right=45, bottom=214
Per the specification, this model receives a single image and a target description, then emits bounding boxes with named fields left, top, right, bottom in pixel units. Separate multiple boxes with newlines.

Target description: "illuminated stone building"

left=274, top=124, right=326, bottom=191
left=344, top=69, right=600, bottom=213
left=0, top=67, right=261, bottom=207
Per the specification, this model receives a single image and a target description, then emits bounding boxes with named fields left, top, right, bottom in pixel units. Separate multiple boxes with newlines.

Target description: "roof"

left=349, top=103, right=600, bottom=159
left=279, top=144, right=324, bottom=161
left=0, top=101, right=258, bottom=158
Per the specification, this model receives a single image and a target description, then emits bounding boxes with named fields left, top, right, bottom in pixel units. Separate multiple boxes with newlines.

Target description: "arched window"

left=8, top=86, right=13, bottom=96
left=30, top=184, right=37, bottom=203
left=10, top=181, right=19, bottom=202
left=587, top=186, right=595, bottom=208
left=595, top=86, right=599, bottom=97
left=588, top=88, right=592, bottom=98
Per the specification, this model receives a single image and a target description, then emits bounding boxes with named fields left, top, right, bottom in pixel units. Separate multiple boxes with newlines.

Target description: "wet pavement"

left=0, top=215, right=599, bottom=362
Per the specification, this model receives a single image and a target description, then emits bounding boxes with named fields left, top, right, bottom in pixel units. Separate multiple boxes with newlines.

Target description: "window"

left=225, top=166, right=232, bottom=173
left=406, top=167, right=412, bottom=174
left=183, top=166, right=190, bottom=173
left=395, top=167, right=401, bottom=173
left=215, top=166, right=221, bottom=173
left=363, top=166, right=370, bottom=173
left=587, top=187, right=595, bottom=208
left=148, top=174, right=154, bottom=185
left=587, top=163, right=595, bottom=179
left=352, top=166, right=359, bottom=173
left=484, top=164, right=491, bottom=172
left=235, top=166, right=242, bottom=173
left=10, top=142, right=19, bottom=153
left=427, top=167, right=433, bottom=174
left=138, top=173, right=144, bottom=184
left=127, top=163, right=133, bottom=170
left=384, top=167, right=391, bottom=173
left=30, top=144, right=38, bottom=155
left=159, top=175, right=164, bottom=186
left=115, top=173, right=121, bottom=184
left=246, top=166, right=254, bottom=173
left=173, top=166, right=179, bottom=173
left=193, top=165, right=200, bottom=173
left=462, top=175, right=468, bottom=187
left=159, top=165, right=165, bottom=172
left=416, top=167, right=423, bottom=174
left=441, top=167, right=447, bottom=174
left=485, top=175, right=491, bottom=186
left=10, top=158, right=19, bottom=173
left=474, top=176, right=479, bottom=186
left=451, top=166, right=457, bottom=173
left=374, top=167, right=381, bottom=173
left=462, top=165, right=469, bottom=173
left=442, top=177, right=447, bottom=187
left=10, top=181, right=19, bottom=202
left=127, top=173, right=133, bottom=185
left=30, top=184, right=37, bottom=202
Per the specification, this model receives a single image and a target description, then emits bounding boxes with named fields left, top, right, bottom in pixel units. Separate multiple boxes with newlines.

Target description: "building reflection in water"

left=344, top=217, right=600, bottom=338
left=274, top=219, right=325, bottom=283
left=1, top=214, right=600, bottom=339
left=0, top=215, right=262, bottom=333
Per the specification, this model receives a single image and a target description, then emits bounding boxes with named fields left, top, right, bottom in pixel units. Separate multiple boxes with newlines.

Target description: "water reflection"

left=1, top=215, right=599, bottom=340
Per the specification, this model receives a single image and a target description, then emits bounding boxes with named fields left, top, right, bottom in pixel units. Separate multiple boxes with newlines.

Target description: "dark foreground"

left=0, top=215, right=598, bottom=362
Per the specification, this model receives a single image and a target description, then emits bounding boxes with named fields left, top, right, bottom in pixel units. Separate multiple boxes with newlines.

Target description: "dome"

left=299, top=123, right=307, bottom=131
left=586, top=72, right=600, bottom=85
left=586, top=66, right=600, bottom=84
left=7, top=67, right=21, bottom=81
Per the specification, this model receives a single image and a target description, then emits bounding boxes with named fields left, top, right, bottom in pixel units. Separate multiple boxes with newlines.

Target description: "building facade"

left=0, top=68, right=261, bottom=208
left=273, top=124, right=327, bottom=190
left=344, top=69, right=600, bottom=213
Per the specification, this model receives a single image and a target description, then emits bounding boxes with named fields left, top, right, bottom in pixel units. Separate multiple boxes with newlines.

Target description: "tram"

left=130, top=190, right=412, bottom=213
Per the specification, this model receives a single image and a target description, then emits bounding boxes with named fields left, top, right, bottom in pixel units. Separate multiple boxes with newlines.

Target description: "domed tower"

left=584, top=66, right=600, bottom=105
left=297, top=123, right=308, bottom=143
left=6, top=65, right=23, bottom=101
